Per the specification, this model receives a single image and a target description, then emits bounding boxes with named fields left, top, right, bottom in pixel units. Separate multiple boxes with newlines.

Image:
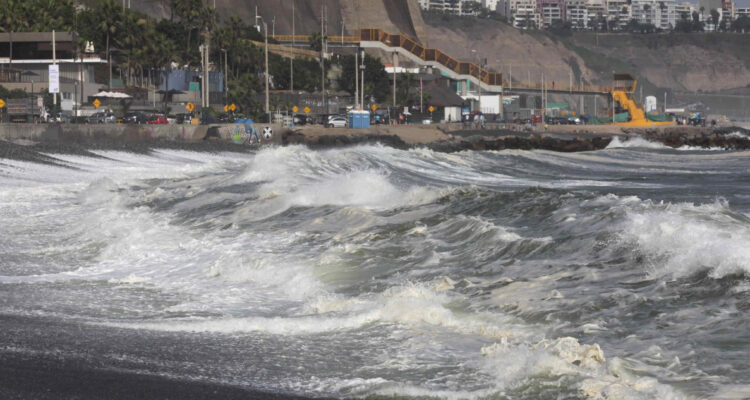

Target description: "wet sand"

left=0, top=315, right=309, bottom=400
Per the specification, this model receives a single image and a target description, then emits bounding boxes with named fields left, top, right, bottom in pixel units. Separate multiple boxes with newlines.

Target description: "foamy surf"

left=2, top=143, right=749, bottom=399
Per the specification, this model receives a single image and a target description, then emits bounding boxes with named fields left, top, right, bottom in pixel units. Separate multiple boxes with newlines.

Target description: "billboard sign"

left=48, top=65, right=60, bottom=94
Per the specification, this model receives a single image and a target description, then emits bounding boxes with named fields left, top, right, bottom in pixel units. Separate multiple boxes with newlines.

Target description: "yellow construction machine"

left=610, top=73, right=673, bottom=127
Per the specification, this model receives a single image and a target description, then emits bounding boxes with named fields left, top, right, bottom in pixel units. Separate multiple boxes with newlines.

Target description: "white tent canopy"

left=92, top=91, right=132, bottom=99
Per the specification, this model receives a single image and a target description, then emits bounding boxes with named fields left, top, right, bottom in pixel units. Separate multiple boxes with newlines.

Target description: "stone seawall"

left=2, top=123, right=749, bottom=153
left=0, top=123, right=287, bottom=145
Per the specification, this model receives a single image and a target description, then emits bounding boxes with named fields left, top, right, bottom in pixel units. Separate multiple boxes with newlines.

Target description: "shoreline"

left=0, top=314, right=308, bottom=400
left=1, top=123, right=749, bottom=158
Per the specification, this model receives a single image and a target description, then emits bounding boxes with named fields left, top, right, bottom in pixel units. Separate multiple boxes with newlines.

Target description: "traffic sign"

left=304, top=106, right=310, bottom=114
left=371, top=104, right=378, bottom=111
left=230, top=103, right=236, bottom=112
left=186, top=102, right=195, bottom=112
left=428, top=105, right=434, bottom=113
left=93, top=98, right=101, bottom=108
left=292, top=106, right=299, bottom=113
left=224, top=105, right=229, bottom=112
left=0, top=99, right=5, bottom=109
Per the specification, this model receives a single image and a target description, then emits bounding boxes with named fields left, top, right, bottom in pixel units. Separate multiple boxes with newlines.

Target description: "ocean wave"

left=619, top=198, right=750, bottom=279
left=606, top=136, right=723, bottom=151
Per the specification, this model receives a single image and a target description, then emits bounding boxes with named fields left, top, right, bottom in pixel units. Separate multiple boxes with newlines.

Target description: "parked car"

left=147, top=114, right=169, bottom=124
left=87, top=111, right=116, bottom=124
left=293, top=114, right=313, bottom=125
left=326, top=115, right=347, bottom=128
left=123, top=112, right=147, bottom=124
left=166, top=115, right=177, bottom=124
left=175, top=113, right=193, bottom=124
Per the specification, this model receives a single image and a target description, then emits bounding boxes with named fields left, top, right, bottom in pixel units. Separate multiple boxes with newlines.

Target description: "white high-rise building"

left=631, top=0, right=677, bottom=30
left=502, top=0, right=540, bottom=27
left=483, top=0, right=500, bottom=11
left=607, top=0, right=631, bottom=30
left=675, top=2, right=695, bottom=20
left=421, top=0, right=483, bottom=15
left=568, top=0, right=590, bottom=28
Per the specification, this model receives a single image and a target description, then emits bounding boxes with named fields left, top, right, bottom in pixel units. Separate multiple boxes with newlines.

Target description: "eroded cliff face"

left=126, top=0, right=426, bottom=41
left=126, top=0, right=750, bottom=92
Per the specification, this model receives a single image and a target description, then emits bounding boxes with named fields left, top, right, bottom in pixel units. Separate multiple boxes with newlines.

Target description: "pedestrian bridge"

left=271, top=29, right=612, bottom=95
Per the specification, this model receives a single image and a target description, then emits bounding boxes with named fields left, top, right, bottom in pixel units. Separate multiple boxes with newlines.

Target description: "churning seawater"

left=2, top=140, right=750, bottom=399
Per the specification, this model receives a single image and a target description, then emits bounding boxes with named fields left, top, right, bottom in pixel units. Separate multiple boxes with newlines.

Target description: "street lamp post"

left=355, top=48, right=359, bottom=109
left=74, top=81, right=78, bottom=122
left=360, top=49, right=365, bottom=113
left=392, top=51, right=397, bottom=111
left=221, top=48, right=228, bottom=105
left=264, top=22, right=270, bottom=124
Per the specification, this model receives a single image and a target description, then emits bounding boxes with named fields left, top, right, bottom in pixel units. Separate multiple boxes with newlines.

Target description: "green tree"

left=337, top=54, right=390, bottom=102
left=710, top=9, right=720, bottom=30
left=309, top=32, right=323, bottom=52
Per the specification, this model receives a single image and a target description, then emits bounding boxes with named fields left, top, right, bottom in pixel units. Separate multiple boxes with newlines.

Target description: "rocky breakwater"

left=633, top=126, right=750, bottom=149
left=282, top=125, right=616, bottom=152
left=282, top=124, right=750, bottom=153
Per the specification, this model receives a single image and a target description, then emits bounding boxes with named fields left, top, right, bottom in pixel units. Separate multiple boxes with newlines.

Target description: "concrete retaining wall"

left=0, top=123, right=287, bottom=145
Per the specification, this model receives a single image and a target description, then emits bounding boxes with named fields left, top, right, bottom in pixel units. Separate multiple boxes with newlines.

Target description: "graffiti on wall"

left=216, top=124, right=261, bottom=145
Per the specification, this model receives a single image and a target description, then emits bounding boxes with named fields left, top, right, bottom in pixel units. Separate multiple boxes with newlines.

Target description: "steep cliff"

left=125, top=0, right=750, bottom=95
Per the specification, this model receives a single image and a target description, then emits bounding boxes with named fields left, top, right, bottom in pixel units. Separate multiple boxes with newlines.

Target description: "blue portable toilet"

left=348, top=110, right=370, bottom=129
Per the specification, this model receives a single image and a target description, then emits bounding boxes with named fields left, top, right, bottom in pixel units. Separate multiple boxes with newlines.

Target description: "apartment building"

left=483, top=0, right=501, bottom=11
left=586, top=0, right=607, bottom=29
left=631, top=0, right=677, bottom=29
left=675, top=2, right=695, bottom=19
left=500, top=0, right=541, bottom=27
left=567, top=0, right=590, bottom=28
left=737, top=7, right=750, bottom=18
left=537, top=0, right=567, bottom=26
left=607, top=0, right=632, bottom=30
left=422, top=0, right=482, bottom=15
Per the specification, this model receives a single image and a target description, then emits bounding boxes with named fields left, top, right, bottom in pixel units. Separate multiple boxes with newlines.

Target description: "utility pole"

left=361, top=49, right=365, bottom=112
left=392, top=52, right=397, bottom=110
left=222, top=49, right=227, bottom=104
left=478, top=59, right=485, bottom=115
left=355, top=48, right=359, bottom=109
left=291, top=0, right=294, bottom=92
left=321, top=3, right=328, bottom=118
left=264, top=22, right=270, bottom=123
left=52, top=30, right=56, bottom=109
left=580, top=76, right=584, bottom=114
left=542, top=71, right=547, bottom=124
left=420, top=69, right=424, bottom=113
left=204, top=30, right=210, bottom=109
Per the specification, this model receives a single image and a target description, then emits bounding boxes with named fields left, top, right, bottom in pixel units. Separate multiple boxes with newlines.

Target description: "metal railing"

left=359, top=28, right=503, bottom=86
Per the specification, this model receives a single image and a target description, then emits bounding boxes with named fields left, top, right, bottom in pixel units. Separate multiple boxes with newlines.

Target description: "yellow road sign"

left=230, top=103, right=236, bottom=112
left=292, top=106, right=299, bottom=113
left=93, top=98, right=101, bottom=108
left=0, top=99, right=5, bottom=109
left=304, top=106, right=311, bottom=114
left=186, top=102, right=195, bottom=112
left=371, top=104, right=378, bottom=111
left=224, top=105, right=229, bottom=112
left=428, top=106, right=434, bottom=113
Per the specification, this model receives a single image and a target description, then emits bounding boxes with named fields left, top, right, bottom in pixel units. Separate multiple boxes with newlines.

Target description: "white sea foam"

left=621, top=199, right=750, bottom=279
left=606, top=136, right=722, bottom=151
left=607, top=136, right=669, bottom=149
